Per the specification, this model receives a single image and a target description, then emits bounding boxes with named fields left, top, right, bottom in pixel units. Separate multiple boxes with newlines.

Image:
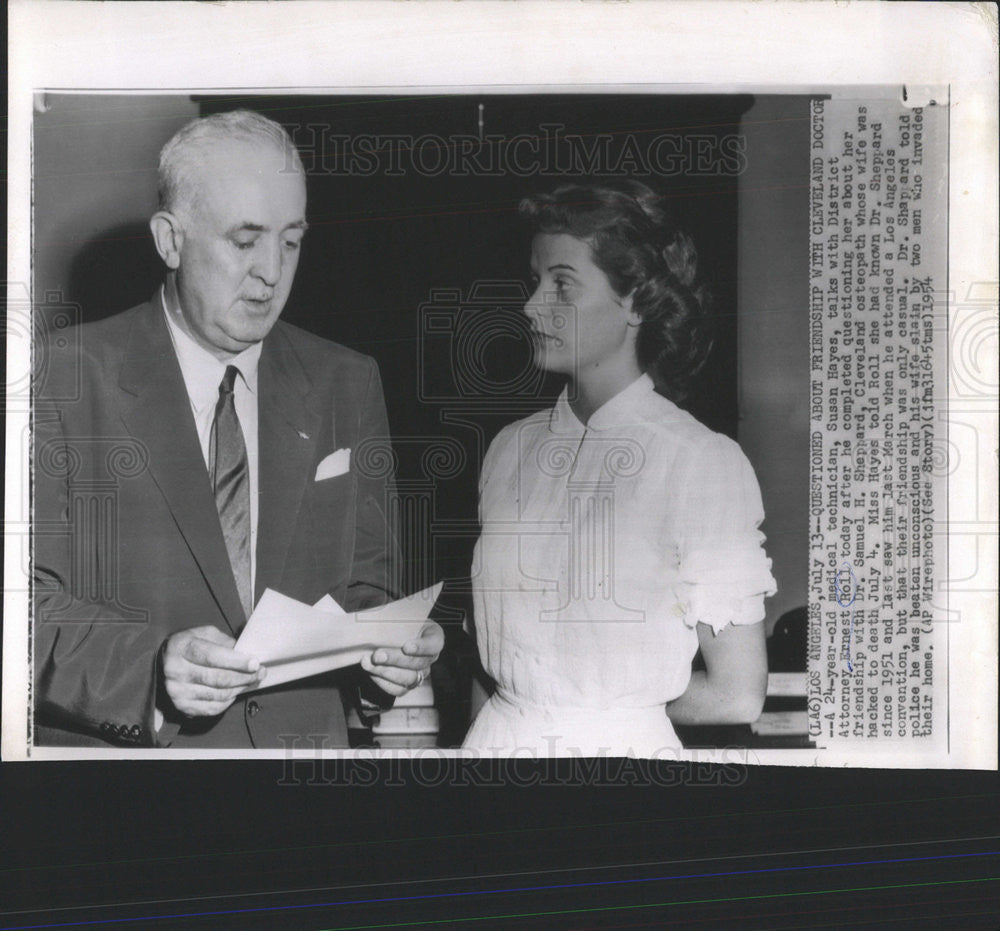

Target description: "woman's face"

left=525, top=233, right=639, bottom=380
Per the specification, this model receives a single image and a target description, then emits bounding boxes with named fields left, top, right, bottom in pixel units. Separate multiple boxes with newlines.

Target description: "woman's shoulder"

left=490, top=406, right=552, bottom=445
left=481, top=406, right=553, bottom=470
left=635, top=390, right=723, bottom=447
left=633, top=391, right=755, bottom=476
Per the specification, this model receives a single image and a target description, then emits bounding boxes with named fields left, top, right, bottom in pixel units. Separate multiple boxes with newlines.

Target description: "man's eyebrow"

left=227, top=223, right=266, bottom=235
left=225, top=220, right=309, bottom=235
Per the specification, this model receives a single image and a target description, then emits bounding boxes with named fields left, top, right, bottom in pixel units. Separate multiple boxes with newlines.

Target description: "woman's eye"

left=283, top=239, right=301, bottom=252
left=234, top=240, right=256, bottom=251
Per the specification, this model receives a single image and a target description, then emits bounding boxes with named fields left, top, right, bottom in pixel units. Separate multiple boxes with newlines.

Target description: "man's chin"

left=214, top=324, right=276, bottom=356
left=228, top=309, right=283, bottom=342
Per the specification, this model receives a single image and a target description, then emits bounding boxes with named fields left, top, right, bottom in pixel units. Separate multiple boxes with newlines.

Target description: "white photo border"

left=5, top=1, right=997, bottom=766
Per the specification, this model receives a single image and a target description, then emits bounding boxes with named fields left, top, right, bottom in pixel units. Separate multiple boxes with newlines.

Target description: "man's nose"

left=250, top=238, right=282, bottom=287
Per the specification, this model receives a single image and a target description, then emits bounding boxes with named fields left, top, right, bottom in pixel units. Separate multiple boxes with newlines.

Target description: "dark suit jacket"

left=33, top=297, right=400, bottom=748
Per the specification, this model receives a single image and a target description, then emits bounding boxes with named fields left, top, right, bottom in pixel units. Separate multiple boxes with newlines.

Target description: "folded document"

left=235, top=583, right=442, bottom=690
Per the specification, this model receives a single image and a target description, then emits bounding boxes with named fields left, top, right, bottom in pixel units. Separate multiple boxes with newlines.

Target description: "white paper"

left=235, top=583, right=442, bottom=689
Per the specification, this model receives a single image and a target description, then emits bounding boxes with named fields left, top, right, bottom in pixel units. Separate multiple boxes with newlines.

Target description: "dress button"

left=247, top=700, right=260, bottom=717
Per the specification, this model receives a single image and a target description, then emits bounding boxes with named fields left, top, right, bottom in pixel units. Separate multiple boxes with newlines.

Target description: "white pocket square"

left=314, top=448, right=351, bottom=481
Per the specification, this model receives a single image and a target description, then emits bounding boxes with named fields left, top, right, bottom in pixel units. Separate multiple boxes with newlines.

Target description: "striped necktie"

left=209, top=365, right=253, bottom=621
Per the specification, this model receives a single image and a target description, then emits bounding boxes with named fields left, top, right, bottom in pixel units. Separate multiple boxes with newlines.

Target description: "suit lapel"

left=116, top=300, right=246, bottom=636
left=255, top=326, right=323, bottom=601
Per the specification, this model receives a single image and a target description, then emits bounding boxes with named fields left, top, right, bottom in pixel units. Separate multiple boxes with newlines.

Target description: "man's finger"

left=361, top=653, right=428, bottom=690
left=172, top=697, right=239, bottom=718
left=162, top=650, right=261, bottom=686
left=361, top=664, right=410, bottom=698
left=401, top=625, right=445, bottom=657
left=165, top=682, right=241, bottom=705
left=183, top=636, right=260, bottom=673
left=364, top=675, right=407, bottom=698
left=187, top=625, right=237, bottom=648
left=370, top=666, right=423, bottom=688
left=369, top=647, right=425, bottom=671
left=186, top=665, right=263, bottom=690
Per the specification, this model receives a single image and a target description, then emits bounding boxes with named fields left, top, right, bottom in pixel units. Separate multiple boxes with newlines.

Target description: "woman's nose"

left=523, top=283, right=545, bottom=320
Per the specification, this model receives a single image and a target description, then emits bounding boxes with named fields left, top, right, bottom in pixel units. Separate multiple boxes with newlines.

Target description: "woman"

left=464, top=181, right=776, bottom=758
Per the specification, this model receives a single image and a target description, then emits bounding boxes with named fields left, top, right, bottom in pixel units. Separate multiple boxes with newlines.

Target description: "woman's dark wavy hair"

left=519, top=180, right=712, bottom=402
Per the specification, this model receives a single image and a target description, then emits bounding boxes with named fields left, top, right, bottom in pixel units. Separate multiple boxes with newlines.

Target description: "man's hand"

left=360, top=622, right=445, bottom=697
left=161, top=626, right=266, bottom=717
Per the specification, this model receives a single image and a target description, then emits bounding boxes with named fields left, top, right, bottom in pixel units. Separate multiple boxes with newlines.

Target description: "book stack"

left=748, top=671, right=812, bottom=747
left=367, top=680, right=440, bottom=749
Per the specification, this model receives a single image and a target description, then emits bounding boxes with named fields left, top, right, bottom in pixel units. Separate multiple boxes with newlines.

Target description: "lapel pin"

left=297, top=430, right=310, bottom=440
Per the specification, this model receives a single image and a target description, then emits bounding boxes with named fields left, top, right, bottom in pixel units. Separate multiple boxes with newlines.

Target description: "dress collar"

left=161, top=286, right=262, bottom=414
left=548, top=373, right=658, bottom=434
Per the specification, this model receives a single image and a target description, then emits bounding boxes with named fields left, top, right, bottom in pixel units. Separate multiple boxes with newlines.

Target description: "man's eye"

left=283, top=239, right=301, bottom=251
left=233, top=239, right=256, bottom=251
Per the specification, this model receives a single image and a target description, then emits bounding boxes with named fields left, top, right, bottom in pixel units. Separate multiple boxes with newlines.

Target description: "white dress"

left=464, top=374, right=777, bottom=758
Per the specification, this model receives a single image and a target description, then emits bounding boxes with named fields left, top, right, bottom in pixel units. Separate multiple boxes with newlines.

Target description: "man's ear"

left=149, top=211, right=184, bottom=270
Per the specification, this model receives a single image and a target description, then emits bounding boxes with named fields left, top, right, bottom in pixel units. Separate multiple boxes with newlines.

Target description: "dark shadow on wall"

left=65, top=222, right=164, bottom=325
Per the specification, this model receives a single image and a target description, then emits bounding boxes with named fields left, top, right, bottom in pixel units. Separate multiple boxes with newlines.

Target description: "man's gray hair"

left=157, top=109, right=304, bottom=218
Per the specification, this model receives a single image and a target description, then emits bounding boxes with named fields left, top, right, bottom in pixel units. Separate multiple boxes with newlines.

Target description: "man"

left=33, top=110, right=442, bottom=748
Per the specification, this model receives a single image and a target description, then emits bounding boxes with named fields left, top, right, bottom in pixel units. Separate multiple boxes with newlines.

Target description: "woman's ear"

left=621, top=290, right=642, bottom=328
left=149, top=211, right=184, bottom=270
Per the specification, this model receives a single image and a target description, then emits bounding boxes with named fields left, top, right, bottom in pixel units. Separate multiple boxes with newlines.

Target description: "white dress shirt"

left=155, top=290, right=263, bottom=732
left=161, top=288, right=261, bottom=595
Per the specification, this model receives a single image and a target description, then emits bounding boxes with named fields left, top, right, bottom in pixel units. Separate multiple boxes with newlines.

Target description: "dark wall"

left=195, top=95, right=749, bottom=605
left=201, top=94, right=748, bottom=432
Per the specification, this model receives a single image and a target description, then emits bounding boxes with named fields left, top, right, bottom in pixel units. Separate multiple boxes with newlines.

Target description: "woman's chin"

left=533, top=348, right=570, bottom=377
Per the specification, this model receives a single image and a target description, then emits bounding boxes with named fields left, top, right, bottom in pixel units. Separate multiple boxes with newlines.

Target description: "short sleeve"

left=673, top=434, right=777, bottom=634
